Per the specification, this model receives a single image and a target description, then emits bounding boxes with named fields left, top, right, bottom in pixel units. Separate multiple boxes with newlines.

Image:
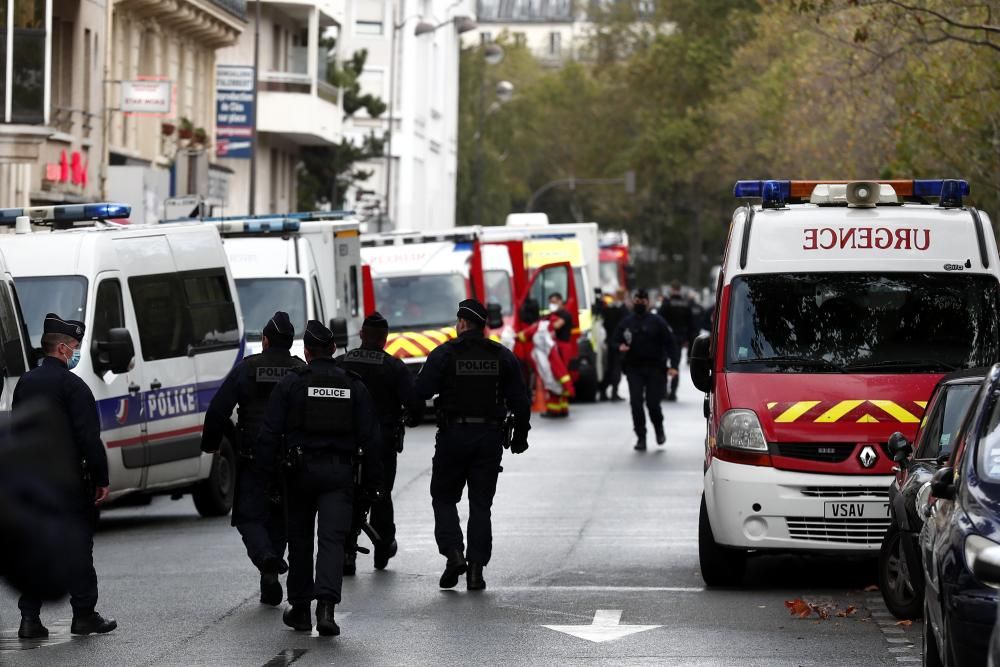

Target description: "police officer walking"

left=659, top=280, right=695, bottom=401
left=201, top=312, right=305, bottom=605
left=260, top=321, right=381, bottom=636
left=339, top=312, right=422, bottom=574
left=13, top=314, right=116, bottom=639
left=415, top=299, right=530, bottom=591
left=614, top=291, right=680, bottom=451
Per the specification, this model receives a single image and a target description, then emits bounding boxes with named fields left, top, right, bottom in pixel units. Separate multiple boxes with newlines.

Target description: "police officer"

left=201, top=312, right=305, bottom=605
left=339, top=312, right=422, bottom=574
left=658, top=280, right=695, bottom=401
left=416, top=299, right=530, bottom=592
left=13, top=314, right=116, bottom=639
left=260, top=320, right=381, bottom=636
left=614, top=291, right=680, bottom=451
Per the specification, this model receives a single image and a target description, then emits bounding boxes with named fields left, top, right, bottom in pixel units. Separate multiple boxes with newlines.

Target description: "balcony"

left=257, top=88, right=341, bottom=145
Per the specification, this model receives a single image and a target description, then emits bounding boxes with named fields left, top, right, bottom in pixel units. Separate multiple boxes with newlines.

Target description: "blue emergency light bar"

left=733, top=179, right=970, bottom=208
left=215, top=217, right=301, bottom=234
left=0, top=202, right=131, bottom=226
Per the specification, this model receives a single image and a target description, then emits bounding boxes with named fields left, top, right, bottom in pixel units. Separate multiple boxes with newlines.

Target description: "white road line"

left=501, top=585, right=704, bottom=593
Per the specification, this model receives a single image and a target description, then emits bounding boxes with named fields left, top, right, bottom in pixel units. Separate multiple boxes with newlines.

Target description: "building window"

left=513, top=32, right=527, bottom=47
left=10, top=0, right=46, bottom=123
left=548, top=31, right=561, bottom=57
left=355, top=20, right=383, bottom=35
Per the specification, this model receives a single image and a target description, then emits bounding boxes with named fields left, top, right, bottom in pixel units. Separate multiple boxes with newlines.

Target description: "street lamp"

left=473, top=44, right=512, bottom=227
left=382, top=12, right=477, bottom=231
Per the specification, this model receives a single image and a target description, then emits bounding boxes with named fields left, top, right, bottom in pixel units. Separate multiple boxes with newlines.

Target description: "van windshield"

left=485, top=270, right=513, bottom=316
left=726, top=273, right=1000, bottom=373
left=374, top=274, right=467, bottom=330
left=235, top=278, right=307, bottom=341
left=16, top=276, right=88, bottom=348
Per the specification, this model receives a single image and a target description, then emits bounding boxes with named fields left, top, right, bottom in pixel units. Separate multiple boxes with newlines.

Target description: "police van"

left=689, top=179, right=1000, bottom=586
left=199, top=213, right=364, bottom=358
left=0, top=246, right=31, bottom=410
left=0, top=204, right=244, bottom=516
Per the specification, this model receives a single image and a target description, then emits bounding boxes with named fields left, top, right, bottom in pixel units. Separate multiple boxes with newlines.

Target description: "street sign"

left=216, top=65, right=254, bottom=160
left=121, top=80, right=172, bottom=115
left=542, top=609, right=661, bottom=643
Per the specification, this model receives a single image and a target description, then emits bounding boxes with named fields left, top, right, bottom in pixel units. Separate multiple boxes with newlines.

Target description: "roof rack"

left=161, top=210, right=356, bottom=235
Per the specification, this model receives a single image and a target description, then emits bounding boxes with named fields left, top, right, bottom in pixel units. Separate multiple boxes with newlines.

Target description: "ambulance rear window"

left=374, top=274, right=467, bottom=330
left=726, top=272, right=1000, bottom=373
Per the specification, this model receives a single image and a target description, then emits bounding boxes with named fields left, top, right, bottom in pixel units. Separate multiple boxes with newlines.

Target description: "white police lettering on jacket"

left=256, top=366, right=293, bottom=383
left=456, top=360, right=500, bottom=375
left=344, top=349, right=384, bottom=365
left=307, top=387, right=352, bottom=399
left=147, top=386, right=198, bottom=420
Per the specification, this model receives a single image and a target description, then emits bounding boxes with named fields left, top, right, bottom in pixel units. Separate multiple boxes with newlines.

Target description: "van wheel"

left=193, top=440, right=235, bottom=517
left=923, top=597, right=944, bottom=667
left=698, top=494, right=747, bottom=587
left=878, top=525, right=923, bottom=619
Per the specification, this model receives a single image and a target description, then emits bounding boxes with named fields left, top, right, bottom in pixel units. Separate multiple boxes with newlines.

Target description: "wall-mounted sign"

left=216, top=65, right=254, bottom=160
left=121, top=80, right=173, bottom=115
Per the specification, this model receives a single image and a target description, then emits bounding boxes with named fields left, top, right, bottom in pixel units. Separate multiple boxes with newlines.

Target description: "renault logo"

left=858, top=445, right=878, bottom=469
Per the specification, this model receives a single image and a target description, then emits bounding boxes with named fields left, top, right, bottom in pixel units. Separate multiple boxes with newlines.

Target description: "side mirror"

left=973, top=545, right=1000, bottom=588
left=689, top=333, right=713, bottom=393
left=329, top=318, right=349, bottom=350
left=930, top=466, right=956, bottom=501
left=93, top=328, right=135, bottom=375
left=887, top=432, right=913, bottom=463
left=486, top=303, right=504, bottom=330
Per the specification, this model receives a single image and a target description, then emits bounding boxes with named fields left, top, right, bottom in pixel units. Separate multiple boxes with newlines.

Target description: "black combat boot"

left=315, top=600, right=340, bottom=637
left=466, top=562, right=486, bottom=591
left=634, top=434, right=647, bottom=451
left=261, top=554, right=289, bottom=575
left=18, top=616, right=48, bottom=639
left=70, top=611, right=117, bottom=635
left=439, top=547, right=468, bottom=589
left=260, top=573, right=283, bottom=606
left=343, top=550, right=357, bottom=576
left=374, top=539, right=398, bottom=570
left=282, top=605, right=312, bottom=632
left=655, top=424, right=666, bottom=446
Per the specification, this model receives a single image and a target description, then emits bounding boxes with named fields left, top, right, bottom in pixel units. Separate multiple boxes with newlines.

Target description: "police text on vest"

left=456, top=360, right=499, bottom=375
left=308, top=387, right=351, bottom=399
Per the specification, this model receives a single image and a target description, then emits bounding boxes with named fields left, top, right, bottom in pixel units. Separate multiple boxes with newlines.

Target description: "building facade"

left=340, top=0, right=473, bottom=231
left=465, top=0, right=590, bottom=66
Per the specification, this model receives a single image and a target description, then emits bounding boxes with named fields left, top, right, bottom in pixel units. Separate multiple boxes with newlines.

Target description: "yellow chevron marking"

left=814, top=400, right=865, bottom=423
left=423, top=329, right=450, bottom=344
left=386, top=337, right=424, bottom=358
left=442, top=326, right=457, bottom=337
left=489, top=334, right=501, bottom=342
left=870, top=399, right=920, bottom=423
left=916, top=401, right=928, bottom=409
left=857, top=414, right=879, bottom=423
left=406, top=332, right=439, bottom=351
left=387, top=333, right=401, bottom=342
left=775, top=401, right=821, bottom=423
left=766, top=402, right=777, bottom=410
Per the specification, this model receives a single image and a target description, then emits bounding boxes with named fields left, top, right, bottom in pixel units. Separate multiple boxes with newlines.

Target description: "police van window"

left=235, top=278, right=307, bottom=341
left=311, top=275, right=325, bottom=322
left=92, top=280, right=124, bottom=343
left=0, top=283, right=25, bottom=377
left=484, top=270, right=513, bottom=316
left=15, top=275, right=88, bottom=348
left=916, top=384, right=979, bottom=460
left=183, top=271, right=240, bottom=351
left=726, top=273, right=1000, bottom=373
left=129, top=275, right=187, bottom=360
left=349, top=265, right=359, bottom=317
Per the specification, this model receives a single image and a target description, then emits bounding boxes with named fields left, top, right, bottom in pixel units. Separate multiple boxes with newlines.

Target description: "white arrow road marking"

left=542, top=609, right=661, bottom=643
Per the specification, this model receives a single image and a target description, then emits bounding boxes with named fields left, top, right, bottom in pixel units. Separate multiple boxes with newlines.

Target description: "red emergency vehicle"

left=598, top=230, right=633, bottom=294
left=689, top=179, right=1000, bottom=586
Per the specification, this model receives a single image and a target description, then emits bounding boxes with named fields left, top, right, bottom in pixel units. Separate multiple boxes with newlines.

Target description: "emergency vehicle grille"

left=785, top=517, right=890, bottom=545
left=771, top=442, right=856, bottom=462
left=799, top=487, right=890, bottom=499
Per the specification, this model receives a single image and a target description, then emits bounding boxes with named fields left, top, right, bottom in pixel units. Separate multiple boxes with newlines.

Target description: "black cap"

left=303, top=320, right=334, bottom=348
left=262, top=311, right=295, bottom=349
left=362, top=311, right=389, bottom=331
left=634, top=289, right=649, bottom=299
left=456, top=299, right=487, bottom=325
left=43, top=313, right=84, bottom=342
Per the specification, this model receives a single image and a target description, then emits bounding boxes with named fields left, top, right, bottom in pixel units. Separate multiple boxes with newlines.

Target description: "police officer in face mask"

left=201, top=312, right=305, bottom=605
left=260, top=320, right=381, bottom=636
left=339, top=312, right=423, bottom=574
left=415, top=299, right=531, bottom=592
left=614, top=290, right=680, bottom=451
left=13, top=314, right=116, bottom=639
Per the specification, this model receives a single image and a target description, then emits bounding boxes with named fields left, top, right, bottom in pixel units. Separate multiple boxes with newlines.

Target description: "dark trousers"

left=285, top=454, right=354, bottom=606
left=668, top=372, right=680, bottom=398
left=233, top=458, right=286, bottom=568
left=601, top=348, right=622, bottom=397
left=430, top=425, right=504, bottom=566
left=369, top=442, right=398, bottom=545
left=19, top=505, right=98, bottom=617
left=626, top=366, right=665, bottom=436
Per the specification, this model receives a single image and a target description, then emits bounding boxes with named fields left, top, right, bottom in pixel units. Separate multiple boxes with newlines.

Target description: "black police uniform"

left=659, top=291, right=695, bottom=400
left=260, top=321, right=381, bottom=634
left=598, top=299, right=628, bottom=401
left=201, top=312, right=305, bottom=595
left=614, top=305, right=680, bottom=448
left=338, top=313, right=422, bottom=570
left=415, top=300, right=530, bottom=589
left=12, top=313, right=115, bottom=638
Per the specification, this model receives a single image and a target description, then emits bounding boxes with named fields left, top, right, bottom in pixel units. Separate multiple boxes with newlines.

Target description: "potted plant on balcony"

left=161, top=120, right=176, bottom=136
left=178, top=117, right=194, bottom=140
left=192, top=127, right=208, bottom=146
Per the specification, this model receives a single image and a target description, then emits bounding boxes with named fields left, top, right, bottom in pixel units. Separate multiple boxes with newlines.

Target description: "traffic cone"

left=532, top=374, right=546, bottom=413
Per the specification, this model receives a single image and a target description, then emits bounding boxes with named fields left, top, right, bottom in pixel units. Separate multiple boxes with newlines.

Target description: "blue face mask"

left=65, top=345, right=81, bottom=370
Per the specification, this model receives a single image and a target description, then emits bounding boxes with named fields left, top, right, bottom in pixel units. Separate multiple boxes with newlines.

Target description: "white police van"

left=0, top=203, right=244, bottom=516
left=0, top=246, right=31, bottom=410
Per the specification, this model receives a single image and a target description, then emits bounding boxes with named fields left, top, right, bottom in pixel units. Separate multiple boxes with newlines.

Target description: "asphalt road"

left=0, top=376, right=924, bottom=666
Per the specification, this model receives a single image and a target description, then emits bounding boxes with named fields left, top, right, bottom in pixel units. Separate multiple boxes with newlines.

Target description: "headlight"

left=965, top=534, right=1000, bottom=574
left=717, top=409, right=767, bottom=452
left=915, top=482, right=933, bottom=520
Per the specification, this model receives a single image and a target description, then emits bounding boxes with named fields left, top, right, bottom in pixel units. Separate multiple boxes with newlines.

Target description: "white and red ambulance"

left=690, top=179, right=1000, bottom=585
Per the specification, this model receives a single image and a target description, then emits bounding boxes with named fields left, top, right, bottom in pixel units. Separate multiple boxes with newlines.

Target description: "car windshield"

left=916, top=383, right=980, bottom=460
left=235, top=278, right=307, bottom=341
left=979, top=398, right=1000, bottom=483
left=16, top=275, right=88, bottom=348
left=485, top=270, right=513, bottom=316
left=373, top=274, right=467, bottom=330
left=726, top=273, right=1000, bottom=373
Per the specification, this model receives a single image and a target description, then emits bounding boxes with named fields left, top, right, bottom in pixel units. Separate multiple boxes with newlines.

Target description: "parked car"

left=970, top=545, right=1000, bottom=667
left=879, top=369, right=985, bottom=619
left=920, top=363, right=1000, bottom=667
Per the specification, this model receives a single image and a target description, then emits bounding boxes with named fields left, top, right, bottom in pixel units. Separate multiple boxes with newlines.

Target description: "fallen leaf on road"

left=896, top=620, right=913, bottom=627
left=836, top=606, right=858, bottom=618
left=785, top=599, right=812, bottom=618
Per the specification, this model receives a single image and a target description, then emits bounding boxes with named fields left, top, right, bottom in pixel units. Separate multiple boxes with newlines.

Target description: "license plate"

left=823, top=501, right=890, bottom=519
